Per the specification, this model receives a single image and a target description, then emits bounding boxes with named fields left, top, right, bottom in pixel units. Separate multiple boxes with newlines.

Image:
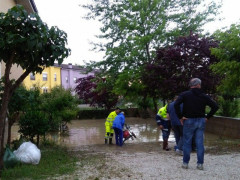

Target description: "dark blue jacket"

left=155, top=114, right=171, bottom=130
left=167, top=101, right=182, bottom=126
left=112, top=113, right=125, bottom=130
left=174, top=88, right=219, bottom=119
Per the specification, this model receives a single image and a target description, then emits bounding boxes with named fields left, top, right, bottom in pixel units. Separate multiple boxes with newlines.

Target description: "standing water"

left=11, top=117, right=175, bottom=147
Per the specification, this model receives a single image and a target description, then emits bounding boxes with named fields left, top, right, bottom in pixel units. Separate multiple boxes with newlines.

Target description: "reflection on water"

left=11, top=117, right=175, bottom=147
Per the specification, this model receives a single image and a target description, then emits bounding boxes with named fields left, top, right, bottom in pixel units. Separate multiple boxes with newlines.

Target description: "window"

left=73, top=77, right=77, bottom=83
left=65, top=76, right=68, bottom=83
left=42, top=87, right=48, bottom=93
left=42, top=73, right=47, bottom=81
left=54, top=74, right=57, bottom=81
left=30, top=73, right=35, bottom=80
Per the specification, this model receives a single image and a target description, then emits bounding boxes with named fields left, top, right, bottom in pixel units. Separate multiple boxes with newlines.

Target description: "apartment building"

left=23, top=66, right=61, bottom=93
left=56, top=63, right=95, bottom=94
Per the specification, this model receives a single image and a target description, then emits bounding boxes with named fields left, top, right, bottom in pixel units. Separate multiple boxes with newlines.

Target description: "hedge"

left=77, top=108, right=140, bottom=119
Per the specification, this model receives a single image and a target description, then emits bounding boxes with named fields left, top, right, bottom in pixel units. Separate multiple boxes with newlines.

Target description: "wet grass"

left=205, top=133, right=240, bottom=155
left=1, top=144, right=77, bottom=180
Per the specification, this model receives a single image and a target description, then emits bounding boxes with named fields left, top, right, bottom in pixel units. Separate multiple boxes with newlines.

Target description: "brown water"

left=11, top=117, right=175, bottom=147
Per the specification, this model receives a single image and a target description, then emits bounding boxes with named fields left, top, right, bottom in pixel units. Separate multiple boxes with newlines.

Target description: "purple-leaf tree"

left=142, top=33, right=220, bottom=103
left=75, top=76, right=118, bottom=110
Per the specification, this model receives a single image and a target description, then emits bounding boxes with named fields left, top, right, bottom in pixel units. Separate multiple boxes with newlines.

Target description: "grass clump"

left=1, top=144, right=77, bottom=180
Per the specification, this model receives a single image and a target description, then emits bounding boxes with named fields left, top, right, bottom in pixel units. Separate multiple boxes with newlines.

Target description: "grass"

left=205, top=133, right=240, bottom=155
left=1, top=144, right=77, bottom=180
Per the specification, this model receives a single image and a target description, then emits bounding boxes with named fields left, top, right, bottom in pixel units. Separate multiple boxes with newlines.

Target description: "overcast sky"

left=34, top=0, right=240, bottom=65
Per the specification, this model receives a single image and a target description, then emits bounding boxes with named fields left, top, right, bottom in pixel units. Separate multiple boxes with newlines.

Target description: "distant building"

left=56, top=63, right=95, bottom=95
left=23, top=66, right=61, bottom=93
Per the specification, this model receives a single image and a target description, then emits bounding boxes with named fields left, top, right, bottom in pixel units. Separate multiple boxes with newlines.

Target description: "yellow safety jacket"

left=157, top=104, right=168, bottom=119
left=105, top=111, right=117, bottom=126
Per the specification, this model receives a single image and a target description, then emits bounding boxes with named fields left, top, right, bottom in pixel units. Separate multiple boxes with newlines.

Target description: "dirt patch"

left=58, top=141, right=240, bottom=180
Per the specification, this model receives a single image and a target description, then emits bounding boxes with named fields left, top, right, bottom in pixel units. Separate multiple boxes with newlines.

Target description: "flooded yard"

left=10, top=117, right=240, bottom=180
left=12, top=117, right=175, bottom=147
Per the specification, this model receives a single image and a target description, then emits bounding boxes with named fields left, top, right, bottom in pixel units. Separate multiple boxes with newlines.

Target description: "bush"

left=218, top=96, right=239, bottom=117
left=77, top=108, right=139, bottom=119
left=78, top=109, right=109, bottom=119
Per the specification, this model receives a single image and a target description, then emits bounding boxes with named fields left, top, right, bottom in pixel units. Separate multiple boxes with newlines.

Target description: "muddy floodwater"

left=11, top=117, right=175, bottom=147
left=11, top=117, right=240, bottom=179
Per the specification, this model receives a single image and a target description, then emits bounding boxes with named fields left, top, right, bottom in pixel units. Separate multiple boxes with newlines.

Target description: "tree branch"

left=11, top=69, right=31, bottom=93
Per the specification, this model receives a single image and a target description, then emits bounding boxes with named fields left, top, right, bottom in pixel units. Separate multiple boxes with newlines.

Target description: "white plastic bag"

left=13, top=141, right=41, bottom=165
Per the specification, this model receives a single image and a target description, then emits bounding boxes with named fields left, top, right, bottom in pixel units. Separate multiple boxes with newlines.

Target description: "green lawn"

left=1, top=144, right=77, bottom=180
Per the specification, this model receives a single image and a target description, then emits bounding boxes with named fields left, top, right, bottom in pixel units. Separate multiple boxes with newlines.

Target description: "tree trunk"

left=7, top=113, right=20, bottom=145
left=37, top=134, right=39, bottom=147
left=0, top=86, right=11, bottom=171
left=7, top=120, right=11, bottom=146
left=152, top=97, right=158, bottom=113
left=0, top=54, right=14, bottom=172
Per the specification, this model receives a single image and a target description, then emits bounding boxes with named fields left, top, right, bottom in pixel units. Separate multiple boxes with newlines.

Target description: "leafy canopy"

left=211, top=24, right=240, bottom=96
left=82, top=0, right=221, bottom=106
left=75, top=76, right=118, bottom=110
left=83, top=0, right=221, bottom=72
left=142, top=33, right=220, bottom=100
left=0, top=5, right=70, bottom=74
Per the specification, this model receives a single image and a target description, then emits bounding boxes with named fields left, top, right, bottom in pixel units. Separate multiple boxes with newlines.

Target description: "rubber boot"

left=163, top=140, right=170, bottom=151
left=109, top=133, right=114, bottom=144
left=105, top=132, right=110, bottom=144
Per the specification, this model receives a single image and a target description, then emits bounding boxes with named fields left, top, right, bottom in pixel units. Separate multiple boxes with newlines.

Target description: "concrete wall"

left=206, top=116, right=240, bottom=138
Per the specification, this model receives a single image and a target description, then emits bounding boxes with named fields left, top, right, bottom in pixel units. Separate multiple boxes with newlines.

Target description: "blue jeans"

left=114, top=128, right=123, bottom=146
left=172, top=125, right=183, bottom=150
left=162, top=128, right=171, bottom=140
left=183, top=118, right=206, bottom=164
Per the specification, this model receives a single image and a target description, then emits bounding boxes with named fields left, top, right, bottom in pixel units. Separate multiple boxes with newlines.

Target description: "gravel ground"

left=65, top=142, right=240, bottom=180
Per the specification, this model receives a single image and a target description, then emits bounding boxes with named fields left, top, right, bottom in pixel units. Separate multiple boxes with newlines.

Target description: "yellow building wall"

left=23, top=66, right=61, bottom=93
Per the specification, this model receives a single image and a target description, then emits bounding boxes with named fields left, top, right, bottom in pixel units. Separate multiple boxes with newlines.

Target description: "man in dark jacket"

left=167, top=97, right=183, bottom=155
left=174, top=78, right=218, bottom=170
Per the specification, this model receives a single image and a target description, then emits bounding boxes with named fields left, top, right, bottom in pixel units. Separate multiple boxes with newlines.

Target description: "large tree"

left=142, top=33, right=220, bottom=107
left=82, top=0, right=221, bottom=104
left=211, top=24, right=240, bottom=116
left=211, top=24, right=240, bottom=96
left=0, top=6, right=70, bottom=170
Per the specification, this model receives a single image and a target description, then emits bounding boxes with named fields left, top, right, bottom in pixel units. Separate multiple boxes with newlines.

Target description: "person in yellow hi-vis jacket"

left=105, top=107, right=121, bottom=144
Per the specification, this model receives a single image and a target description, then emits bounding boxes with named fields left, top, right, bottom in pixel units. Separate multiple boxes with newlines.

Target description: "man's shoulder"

left=180, top=90, right=192, bottom=96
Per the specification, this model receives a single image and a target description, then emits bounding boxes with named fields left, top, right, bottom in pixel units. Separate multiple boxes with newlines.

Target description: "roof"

left=15, top=0, right=38, bottom=13
left=54, top=63, right=85, bottom=71
left=54, top=63, right=98, bottom=74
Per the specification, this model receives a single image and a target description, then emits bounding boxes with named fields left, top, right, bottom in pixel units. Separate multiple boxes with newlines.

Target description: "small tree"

left=0, top=5, right=70, bottom=170
left=18, top=88, right=49, bottom=146
left=41, top=86, right=79, bottom=131
left=75, top=76, right=118, bottom=110
left=7, top=85, right=29, bottom=145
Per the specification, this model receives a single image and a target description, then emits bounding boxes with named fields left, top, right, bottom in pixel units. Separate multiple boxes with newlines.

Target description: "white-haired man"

left=174, top=78, right=218, bottom=170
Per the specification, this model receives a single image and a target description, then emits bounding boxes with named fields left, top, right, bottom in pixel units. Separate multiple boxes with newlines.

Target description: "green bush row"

left=77, top=108, right=140, bottom=119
